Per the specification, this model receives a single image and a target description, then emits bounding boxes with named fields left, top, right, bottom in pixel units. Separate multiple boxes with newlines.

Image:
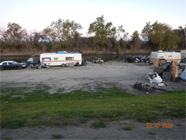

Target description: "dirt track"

left=0, top=61, right=185, bottom=94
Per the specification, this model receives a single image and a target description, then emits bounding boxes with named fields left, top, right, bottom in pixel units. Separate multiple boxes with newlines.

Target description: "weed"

left=176, top=123, right=182, bottom=126
left=91, top=121, right=107, bottom=129
left=52, top=134, right=64, bottom=139
left=57, top=88, right=65, bottom=93
left=136, top=115, right=159, bottom=122
left=164, top=110, right=185, bottom=118
left=3, top=138, right=13, bottom=140
left=148, top=131, right=156, bottom=135
left=121, top=126, right=133, bottom=131
left=1, top=119, right=28, bottom=129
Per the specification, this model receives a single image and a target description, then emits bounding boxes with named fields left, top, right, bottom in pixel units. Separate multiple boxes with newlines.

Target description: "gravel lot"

left=1, top=61, right=185, bottom=94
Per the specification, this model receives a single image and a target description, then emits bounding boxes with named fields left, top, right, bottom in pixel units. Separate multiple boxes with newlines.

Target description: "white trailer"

left=150, top=50, right=181, bottom=63
left=180, top=50, right=186, bottom=59
left=40, top=51, right=82, bottom=66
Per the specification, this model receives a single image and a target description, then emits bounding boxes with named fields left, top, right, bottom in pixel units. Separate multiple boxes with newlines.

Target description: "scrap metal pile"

left=133, top=82, right=167, bottom=94
left=133, top=58, right=186, bottom=94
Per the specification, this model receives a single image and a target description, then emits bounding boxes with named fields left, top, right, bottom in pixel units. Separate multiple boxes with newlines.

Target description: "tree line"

left=0, top=15, right=185, bottom=54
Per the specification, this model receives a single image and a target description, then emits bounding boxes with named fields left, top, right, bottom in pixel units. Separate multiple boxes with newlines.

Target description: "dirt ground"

left=0, top=61, right=185, bottom=94
left=0, top=61, right=185, bottom=139
left=1, top=118, right=185, bottom=139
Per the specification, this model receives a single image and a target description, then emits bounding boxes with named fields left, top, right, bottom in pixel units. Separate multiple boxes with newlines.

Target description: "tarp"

left=57, top=51, right=67, bottom=54
left=27, top=58, right=37, bottom=64
left=180, top=68, right=186, bottom=80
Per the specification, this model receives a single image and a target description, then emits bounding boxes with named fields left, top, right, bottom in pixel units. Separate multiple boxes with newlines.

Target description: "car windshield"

left=12, top=61, right=17, bottom=64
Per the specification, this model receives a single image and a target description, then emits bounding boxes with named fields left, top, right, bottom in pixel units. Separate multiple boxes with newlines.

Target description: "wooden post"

left=170, top=61, right=178, bottom=81
left=153, top=59, right=159, bottom=72
left=159, top=59, right=165, bottom=66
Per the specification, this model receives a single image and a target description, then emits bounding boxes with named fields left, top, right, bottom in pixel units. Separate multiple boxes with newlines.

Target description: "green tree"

left=42, top=28, right=56, bottom=43
left=117, top=25, right=128, bottom=39
left=141, top=22, right=152, bottom=40
left=1, top=23, right=27, bottom=51
left=130, top=31, right=140, bottom=52
left=176, top=26, right=186, bottom=49
left=141, top=21, right=181, bottom=50
left=164, top=29, right=180, bottom=50
left=88, top=15, right=116, bottom=47
left=116, top=25, right=128, bottom=52
left=3, top=23, right=26, bottom=42
left=43, top=19, right=82, bottom=41
left=43, top=19, right=82, bottom=50
left=62, top=20, right=82, bottom=40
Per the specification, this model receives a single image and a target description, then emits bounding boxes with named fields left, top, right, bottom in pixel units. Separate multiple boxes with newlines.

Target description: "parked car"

left=12, top=61, right=27, bottom=68
left=0, top=61, right=24, bottom=71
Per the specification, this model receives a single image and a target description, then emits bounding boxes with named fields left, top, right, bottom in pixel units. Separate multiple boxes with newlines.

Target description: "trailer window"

left=168, top=55, right=172, bottom=57
left=42, top=57, right=51, bottom=61
left=54, top=57, right=58, bottom=60
left=66, top=57, right=74, bottom=60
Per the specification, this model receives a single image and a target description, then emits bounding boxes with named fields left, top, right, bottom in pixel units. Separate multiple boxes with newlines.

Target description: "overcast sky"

left=0, top=0, right=185, bottom=36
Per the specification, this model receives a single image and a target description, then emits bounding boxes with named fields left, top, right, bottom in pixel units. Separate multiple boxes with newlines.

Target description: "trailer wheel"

left=61, top=64, right=66, bottom=67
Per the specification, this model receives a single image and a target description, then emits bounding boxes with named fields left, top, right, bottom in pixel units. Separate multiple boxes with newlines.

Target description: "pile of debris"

left=133, top=82, right=167, bottom=94
left=152, top=59, right=185, bottom=82
left=125, top=55, right=153, bottom=64
left=93, top=57, right=104, bottom=64
left=133, top=58, right=185, bottom=94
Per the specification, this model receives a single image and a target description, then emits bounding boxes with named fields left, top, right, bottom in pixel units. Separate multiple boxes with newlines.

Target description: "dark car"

left=12, top=61, right=27, bottom=68
left=0, top=61, right=23, bottom=71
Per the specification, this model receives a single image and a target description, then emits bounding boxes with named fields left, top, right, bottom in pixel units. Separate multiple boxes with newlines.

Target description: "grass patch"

left=121, top=126, right=133, bottom=131
left=1, top=87, right=185, bottom=128
left=176, top=123, right=182, bottom=126
left=148, top=131, right=156, bottom=135
left=51, top=134, right=64, bottom=139
left=3, top=138, right=13, bottom=140
left=1, top=119, right=28, bottom=129
left=91, top=121, right=107, bottom=129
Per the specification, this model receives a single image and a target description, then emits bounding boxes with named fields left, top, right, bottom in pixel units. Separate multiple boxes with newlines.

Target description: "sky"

left=0, top=0, right=185, bottom=37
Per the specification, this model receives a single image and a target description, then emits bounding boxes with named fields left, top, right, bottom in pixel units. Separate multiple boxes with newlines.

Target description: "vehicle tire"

left=0, top=67, right=3, bottom=71
left=75, top=62, right=79, bottom=66
left=61, top=64, right=66, bottom=67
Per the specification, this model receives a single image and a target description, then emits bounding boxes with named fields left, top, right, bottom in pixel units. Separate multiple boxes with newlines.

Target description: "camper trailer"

left=150, top=50, right=181, bottom=63
left=40, top=51, right=82, bottom=66
left=181, top=50, right=186, bottom=59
